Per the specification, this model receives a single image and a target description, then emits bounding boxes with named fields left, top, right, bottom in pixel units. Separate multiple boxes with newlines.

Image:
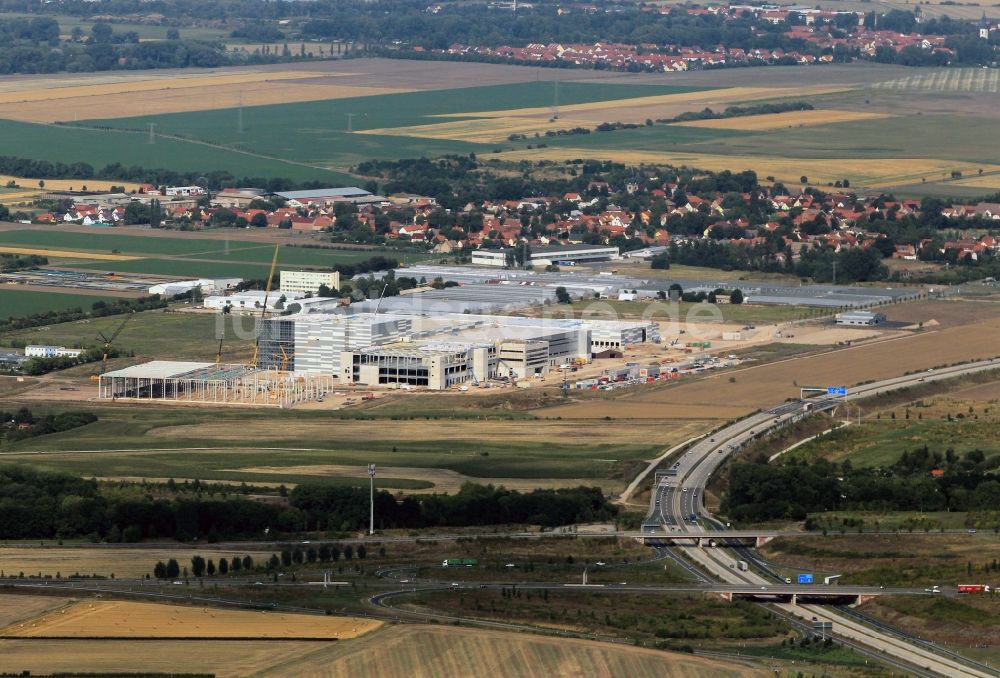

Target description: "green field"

left=0, top=119, right=351, bottom=182
left=782, top=417, right=1000, bottom=468
left=0, top=405, right=655, bottom=488
left=0, top=229, right=417, bottom=279
left=78, top=82, right=709, bottom=170
left=1, top=311, right=251, bottom=362
left=0, top=289, right=116, bottom=319
left=683, top=114, right=1000, bottom=166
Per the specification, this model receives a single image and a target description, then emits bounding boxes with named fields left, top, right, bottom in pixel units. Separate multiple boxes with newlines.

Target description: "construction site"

left=85, top=245, right=932, bottom=406
left=96, top=361, right=335, bottom=407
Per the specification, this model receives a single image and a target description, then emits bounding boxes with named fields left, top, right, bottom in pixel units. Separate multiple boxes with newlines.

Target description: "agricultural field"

left=1, top=311, right=251, bottom=363
left=78, top=80, right=707, bottom=171
left=0, top=545, right=277, bottom=578
left=0, top=405, right=705, bottom=492
left=1, top=599, right=380, bottom=639
left=0, top=228, right=404, bottom=280
left=0, top=638, right=333, bottom=678
left=256, top=624, right=770, bottom=678
left=674, top=108, right=890, bottom=131
left=0, top=288, right=121, bottom=319
left=0, top=595, right=71, bottom=627
left=0, top=59, right=991, bottom=194
left=0, top=117, right=349, bottom=182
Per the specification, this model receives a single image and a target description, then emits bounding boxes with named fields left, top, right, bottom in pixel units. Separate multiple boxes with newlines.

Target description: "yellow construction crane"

left=90, top=311, right=135, bottom=381
left=250, top=244, right=280, bottom=369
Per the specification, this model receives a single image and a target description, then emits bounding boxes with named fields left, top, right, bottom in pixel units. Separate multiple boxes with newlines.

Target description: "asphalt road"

left=648, top=357, right=1000, bottom=677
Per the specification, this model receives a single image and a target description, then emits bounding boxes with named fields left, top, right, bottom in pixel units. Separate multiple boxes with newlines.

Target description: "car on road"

left=595, top=561, right=606, bottom=566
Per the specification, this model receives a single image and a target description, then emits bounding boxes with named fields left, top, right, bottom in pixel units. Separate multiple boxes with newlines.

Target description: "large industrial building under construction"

left=256, top=311, right=658, bottom=390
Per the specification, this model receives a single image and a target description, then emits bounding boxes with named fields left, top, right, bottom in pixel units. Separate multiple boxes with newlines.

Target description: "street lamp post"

left=368, top=464, right=376, bottom=536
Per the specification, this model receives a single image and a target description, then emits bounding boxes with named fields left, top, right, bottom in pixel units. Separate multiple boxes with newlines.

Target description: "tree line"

left=154, top=542, right=373, bottom=579
left=0, top=465, right=616, bottom=541
left=1, top=295, right=167, bottom=332
left=722, top=446, right=1000, bottom=523
left=0, top=253, right=46, bottom=272
left=0, top=154, right=337, bottom=194
left=1, top=407, right=97, bottom=443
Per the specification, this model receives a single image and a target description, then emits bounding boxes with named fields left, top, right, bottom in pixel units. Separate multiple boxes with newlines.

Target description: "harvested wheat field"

left=0, top=174, right=142, bottom=194
left=0, top=245, right=138, bottom=260
left=2, top=600, right=380, bottom=639
left=0, top=595, right=73, bottom=628
left=0, top=639, right=329, bottom=678
left=675, top=109, right=890, bottom=131
left=949, top=173, right=1000, bottom=190
left=441, top=86, right=851, bottom=122
left=253, top=624, right=767, bottom=678
left=0, top=70, right=409, bottom=122
left=361, top=116, right=598, bottom=143
left=0, top=546, right=276, bottom=578
left=543, top=317, right=1000, bottom=419
left=499, top=147, right=1000, bottom=189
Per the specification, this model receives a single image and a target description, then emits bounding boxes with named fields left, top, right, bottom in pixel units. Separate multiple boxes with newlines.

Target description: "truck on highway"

left=957, top=584, right=991, bottom=593
left=442, top=558, right=478, bottom=568
left=737, top=560, right=748, bottom=572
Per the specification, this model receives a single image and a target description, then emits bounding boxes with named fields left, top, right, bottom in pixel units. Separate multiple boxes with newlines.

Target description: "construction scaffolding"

left=97, top=360, right=333, bottom=407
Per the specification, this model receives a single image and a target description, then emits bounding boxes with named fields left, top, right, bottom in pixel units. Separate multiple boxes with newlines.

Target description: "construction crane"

left=91, top=311, right=134, bottom=380
left=215, top=327, right=225, bottom=368
left=250, top=244, right=280, bottom=369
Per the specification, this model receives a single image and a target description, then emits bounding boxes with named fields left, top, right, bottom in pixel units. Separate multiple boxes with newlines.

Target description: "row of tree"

left=722, top=447, right=1000, bottom=523
left=155, top=542, right=373, bottom=578
left=1, top=408, right=97, bottom=442
left=0, top=465, right=616, bottom=541
left=1, top=295, right=167, bottom=332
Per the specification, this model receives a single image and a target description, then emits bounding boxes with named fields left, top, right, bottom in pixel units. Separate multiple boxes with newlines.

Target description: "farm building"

left=835, top=311, right=887, bottom=326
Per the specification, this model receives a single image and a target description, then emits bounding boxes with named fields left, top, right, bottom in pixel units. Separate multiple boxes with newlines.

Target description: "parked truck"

left=957, top=584, right=991, bottom=593
left=442, top=558, right=478, bottom=568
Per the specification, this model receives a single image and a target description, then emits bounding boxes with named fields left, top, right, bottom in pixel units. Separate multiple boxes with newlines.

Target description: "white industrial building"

left=835, top=311, right=887, bottom=326
left=204, top=290, right=306, bottom=311
left=258, top=309, right=657, bottom=389
left=149, top=278, right=242, bottom=296
left=471, top=244, right=620, bottom=268
left=279, top=270, right=341, bottom=294
left=25, top=345, right=83, bottom=359
left=257, top=313, right=412, bottom=372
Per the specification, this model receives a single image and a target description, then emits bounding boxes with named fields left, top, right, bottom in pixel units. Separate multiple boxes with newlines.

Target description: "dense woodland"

left=0, top=465, right=617, bottom=540
left=722, top=447, right=1000, bottom=523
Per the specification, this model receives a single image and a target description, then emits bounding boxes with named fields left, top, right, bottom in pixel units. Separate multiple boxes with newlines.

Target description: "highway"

left=644, top=356, right=1000, bottom=677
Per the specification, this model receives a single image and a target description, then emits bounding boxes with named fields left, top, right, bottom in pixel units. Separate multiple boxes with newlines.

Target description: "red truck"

left=957, top=584, right=991, bottom=593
